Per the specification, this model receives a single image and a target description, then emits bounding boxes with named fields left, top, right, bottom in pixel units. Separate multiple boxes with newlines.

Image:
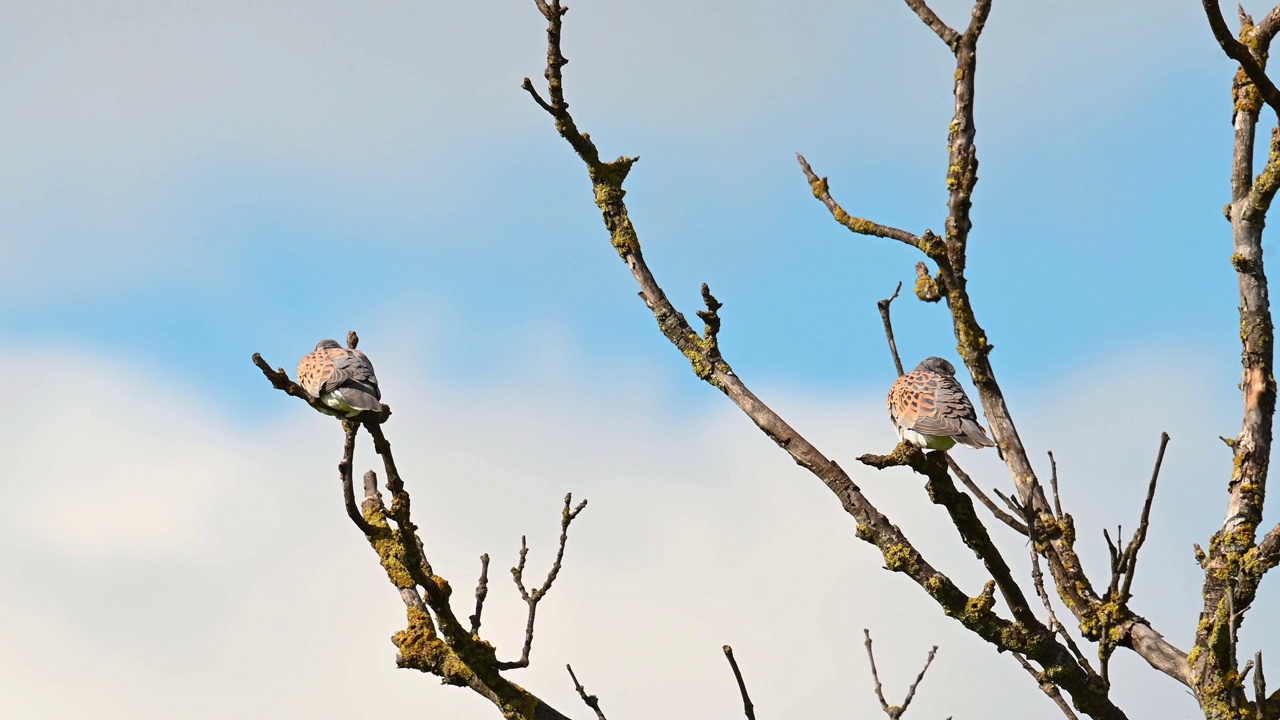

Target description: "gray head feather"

left=916, top=356, right=956, bottom=376
left=315, top=339, right=342, bottom=351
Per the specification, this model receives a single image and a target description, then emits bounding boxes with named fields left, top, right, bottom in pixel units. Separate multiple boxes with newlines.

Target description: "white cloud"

left=1, top=0, right=1216, bottom=298
left=0, top=334, right=1261, bottom=718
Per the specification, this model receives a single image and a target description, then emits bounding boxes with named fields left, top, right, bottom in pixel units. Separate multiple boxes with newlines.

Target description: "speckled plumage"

left=887, top=357, right=994, bottom=451
left=297, top=339, right=382, bottom=418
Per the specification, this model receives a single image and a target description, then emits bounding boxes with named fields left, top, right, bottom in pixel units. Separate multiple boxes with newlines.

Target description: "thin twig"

left=1256, top=650, right=1267, bottom=720
left=1104, top=527, right=1122, bottom=598
left=898, top=644, right=940, bottom=715
left=992, top=487, right=1024, bottom=518
left=877, top=281, right=906, bottom=377
left=901, top=0, right=961, bottom=49
left=1047, top=451, right=1063, bottom=519
left=722, top=645, right=757, bottom=720
left=1014, top=653, right=1081, bottom=720
left=864, top=629, right=894, bottom=716
left=567, top=664, right=608, bottom=720
left=863, top=629, right=939, bottom=719
left=339, top=421, right=377, bottom=535
left=1024, top=503, right=1098, bottom=680
left=698, top=283, right=726, bottom=372
left=1120, top=432, right=1169, bottom=601
left=469, top=553, right=491, bottom=635
left=499, top=493, right=589, bottom=670
left=796, top=154, right=925, bottom=250
left=947, top=456, right=1028, bottom=535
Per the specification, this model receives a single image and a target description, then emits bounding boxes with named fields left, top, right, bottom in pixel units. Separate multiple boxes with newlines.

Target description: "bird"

left=887, top=356, right=995, bottom=451
left=296, top=339, right=383, bottom=418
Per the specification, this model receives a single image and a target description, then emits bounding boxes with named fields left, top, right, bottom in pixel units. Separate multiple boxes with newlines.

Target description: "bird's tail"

left=955, top=420, right=996, bottom=449
left=336, top=383, right=383, bottom=413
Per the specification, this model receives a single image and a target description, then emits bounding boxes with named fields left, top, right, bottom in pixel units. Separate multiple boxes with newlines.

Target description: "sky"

left=1, top=0, right=1275, bottom=718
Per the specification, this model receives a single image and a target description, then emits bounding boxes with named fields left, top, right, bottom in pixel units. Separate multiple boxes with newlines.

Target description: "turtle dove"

left=887, top=357, right=995, bottom=451
left=297, top=339, right=383, bottom=418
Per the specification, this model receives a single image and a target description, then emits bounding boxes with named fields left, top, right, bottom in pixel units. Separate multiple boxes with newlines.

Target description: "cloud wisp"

left=0, top=333, right=1255, bottom=718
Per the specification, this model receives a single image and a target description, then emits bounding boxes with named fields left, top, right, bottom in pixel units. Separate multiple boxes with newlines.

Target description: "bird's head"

left=916, top=356, right=956, bottom=376
left=315, top=339, right=343, bottom=351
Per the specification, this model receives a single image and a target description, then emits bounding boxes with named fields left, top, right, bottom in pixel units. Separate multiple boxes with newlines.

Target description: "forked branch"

left=801, top=0, right=1190, bottom=693
left=863, top=629, right=940, bottom=719
left=1015, top=652, right=1081, bottom=720
left=523, top=0, right=1129, bottom=716
left=499, top=493, right=589, bottom=670
left=1202, top=1, right=1280, bottom=116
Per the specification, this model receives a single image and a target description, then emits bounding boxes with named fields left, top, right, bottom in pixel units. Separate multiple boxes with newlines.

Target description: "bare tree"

left=252, top=1, right=1280, bottom=718
left=512, top=0, right=1280, bottom=718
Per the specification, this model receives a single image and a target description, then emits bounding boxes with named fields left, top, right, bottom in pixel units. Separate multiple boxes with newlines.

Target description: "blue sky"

left=4, top=0, right=1247, bottom=412
left=3, top=1, right=1274, bottom=718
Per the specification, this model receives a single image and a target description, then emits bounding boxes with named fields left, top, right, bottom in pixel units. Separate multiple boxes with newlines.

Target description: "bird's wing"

left=890, top=370, right=959, bottom=433
left=910, top=374, right=978, bottom=437
left=321, top=347, right=381, bottom=399
left=297, top=350, right=336, bottom=397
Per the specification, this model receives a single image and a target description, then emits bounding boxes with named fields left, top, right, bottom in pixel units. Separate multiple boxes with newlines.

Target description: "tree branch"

left=863, top=629, right=939, bottom=719
left=878, top=281, right=906, bottom=377
left=1025, top=504, right=1099, bottom=684
left=874, top=276, right=1025, bottom=536
left=1118, top=432, right=1169, bottom=602
left=947, top=456, right=1028, bottom=536
left=905, top=0, right=1192, bottom=689
left=255, top=337, right=574, bottom=719
left=1048, top=451, right=1064, bottom=519
left=524, top=1, right=1135, bottom=716
left=1259, top=5, right=1280, bottom=44
left=567, top=664, right=608, bottom=720
left=339, top=421, right=377, bottom=535
left=469, top=553, right=491, bottom=636
left=722, top=645, right=756, bottom=720
left=1256, top=651, right=1268, bottom=720
left=498, top=494, right=588, bottom=670
left=1196, top=6, right=1280, bottom=710
left=796, top=154, right=926, bottom=250
left=1202, top=1, right=1280, bottom=116
left=1015, top=652, right=1081, bottom=720
left=901, top=0, right=961, bottom=49
left=859, top=445, right=1041, bottom=632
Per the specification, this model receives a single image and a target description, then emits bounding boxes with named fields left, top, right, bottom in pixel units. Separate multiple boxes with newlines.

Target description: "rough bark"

left=1194, top=6, right=1280, bottom=718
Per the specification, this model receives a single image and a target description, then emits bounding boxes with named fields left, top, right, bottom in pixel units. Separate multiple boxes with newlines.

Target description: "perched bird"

left=296, top=339, right=383, bottom=418
left=887, top=356, right=995, bottom=451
